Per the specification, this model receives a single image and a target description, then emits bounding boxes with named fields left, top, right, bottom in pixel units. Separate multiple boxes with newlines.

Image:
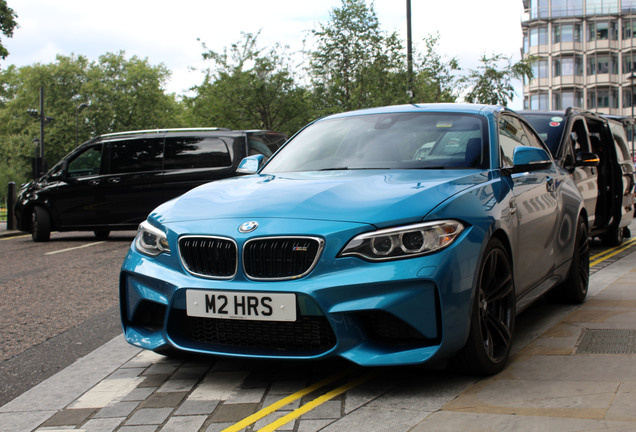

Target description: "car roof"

left=320, top=103, right=511, bottom=121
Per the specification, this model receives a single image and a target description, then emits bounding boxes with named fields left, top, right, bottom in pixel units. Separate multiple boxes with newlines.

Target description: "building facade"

left=522, top=0, right=636, bottom=115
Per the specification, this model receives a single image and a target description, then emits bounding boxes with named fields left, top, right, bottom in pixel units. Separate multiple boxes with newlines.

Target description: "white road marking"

left=45, top=241, right=106, bottom=255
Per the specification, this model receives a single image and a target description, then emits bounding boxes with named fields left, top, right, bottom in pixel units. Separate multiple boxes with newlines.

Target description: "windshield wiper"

left=319, top=167, right=350, bottom=171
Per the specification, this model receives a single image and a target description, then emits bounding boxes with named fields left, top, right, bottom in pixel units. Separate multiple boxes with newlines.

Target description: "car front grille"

left=179, top=236, right=237, bottom=278
left=179, top=236, right=323, bottom=280
left=243, top=237, right=323, bottom=280
left=177, top=313, right=336, bottom=355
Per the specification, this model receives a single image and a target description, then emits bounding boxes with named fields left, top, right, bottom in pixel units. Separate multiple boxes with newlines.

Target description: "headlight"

left=340, top=220, right=464, bottom=261
left=135, top=221, right=170, bottom=256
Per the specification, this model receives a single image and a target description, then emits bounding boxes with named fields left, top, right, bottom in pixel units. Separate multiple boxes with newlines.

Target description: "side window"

left=164, top=136, right=231, bottom=169
left=67, top=144, right=103, bottom=178
left=571, top=119, right=590, bottom=153
left=498, top=115, right=532, bottom=167
left=109, top=138, right=164, bottom=174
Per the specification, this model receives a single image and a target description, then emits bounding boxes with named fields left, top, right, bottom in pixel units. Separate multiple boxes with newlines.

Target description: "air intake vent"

left=179, top=236, right=237, bottom=278
left=244, top=237, right=323, bottom=280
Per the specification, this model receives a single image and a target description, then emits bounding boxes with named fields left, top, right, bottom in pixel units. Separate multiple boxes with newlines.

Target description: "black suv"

left=520, top=109, right=634, bottom=245
left=15, top=128, right=287, bottom=242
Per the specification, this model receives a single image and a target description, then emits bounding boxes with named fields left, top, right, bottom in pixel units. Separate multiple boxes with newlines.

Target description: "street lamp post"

left=75, top=102, right=89, bottom=147
left=406, top=0, right=414, bottom=102
left=32, top=137, right=40, bottom=179
left=26, top=87, right=54, bottom=177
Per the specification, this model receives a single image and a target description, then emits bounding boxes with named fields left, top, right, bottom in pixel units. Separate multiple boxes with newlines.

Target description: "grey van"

left=14, top=128, right=287, bottom=242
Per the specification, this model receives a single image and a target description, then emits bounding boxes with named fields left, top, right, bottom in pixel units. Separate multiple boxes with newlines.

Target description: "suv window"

left=109, top=138, right=164, bottom=174
left=164, top=136, right=232, bottom=169
left=68, top=144, right=103, bottom=178
left=607, top=121, right=632, bottom=162
left=522, top=114, right=566, bottom=155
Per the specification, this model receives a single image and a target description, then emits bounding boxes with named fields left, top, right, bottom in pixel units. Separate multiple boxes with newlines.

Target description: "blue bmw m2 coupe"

left=120, top=104, right=589, bottom=375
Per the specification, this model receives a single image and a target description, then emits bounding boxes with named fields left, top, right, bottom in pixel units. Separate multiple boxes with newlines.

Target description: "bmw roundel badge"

left=238, top=221, right=259, bottom=233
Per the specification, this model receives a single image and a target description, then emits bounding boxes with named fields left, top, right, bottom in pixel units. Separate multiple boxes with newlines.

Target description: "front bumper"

left=119, top=222, right=481, bottom=366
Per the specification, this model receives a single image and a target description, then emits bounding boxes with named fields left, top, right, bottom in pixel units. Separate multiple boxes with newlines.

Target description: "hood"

left=153, top=170, right=489, bottom=227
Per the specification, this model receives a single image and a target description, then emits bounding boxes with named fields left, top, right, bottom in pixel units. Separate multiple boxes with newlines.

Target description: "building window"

left=587, top=53, right=618, bottom=75
left=622, top=88, right=636, bottom=107
left=530, top=93, right=550, bottom=110
left=587, top=87, right=618, bottom=108
left=623, top=52, right=636, bottom=74
left=530, top=0, right=549, bottom=18
left=623, top=17, right=636, bottom=39
left=551, top=0, right=584, bottom=16
left=553, top=56, right=583, bottom=76
left=553, top=23, right=582, bottom=43
left=623, top=0, right=636, bottom=13
left=586, top=0, right=619, bottom=15
left=532, top=59, right=549, bottom=79
left=587, top=21, right=618, bottom=41
left=530, top=26, right=548, bottom=46
left=553, top=90, right=583, bottom=109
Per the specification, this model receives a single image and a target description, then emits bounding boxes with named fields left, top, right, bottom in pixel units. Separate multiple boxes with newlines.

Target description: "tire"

left=94, top=229, right=111, bottom=240
left=601, top=225, right=623, bottom=247
left=452, top=238, right=515, bottom=376
left=550, top=215, right=589, bottom=304
left=32, top=207, right=51, bottom=242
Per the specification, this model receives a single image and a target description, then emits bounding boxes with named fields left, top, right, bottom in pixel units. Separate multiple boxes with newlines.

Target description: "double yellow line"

left=590, top=236, right=636, bottom=267
left=222, top=368, right=376, bottom=432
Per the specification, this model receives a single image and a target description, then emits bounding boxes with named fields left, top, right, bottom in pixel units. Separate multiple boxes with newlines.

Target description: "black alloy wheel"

left=453, top=238, right=515, bottom=376
left=550, top=215, right=589, bottom=304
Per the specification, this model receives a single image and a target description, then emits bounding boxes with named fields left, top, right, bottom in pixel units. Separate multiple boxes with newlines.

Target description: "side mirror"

left=504, top=146, right=552, bottom=175
left=48, top=161, right=69, bottom=181
left=575, top=151, right=600, bottom=167
left=237, top=155, right=265, bottom=174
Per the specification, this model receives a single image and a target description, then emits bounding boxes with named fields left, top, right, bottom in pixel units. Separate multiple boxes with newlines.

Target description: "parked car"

left=120, top=104, right=588, bottom=375
left=14, top=128, right=287, bottom=242
left=520, top=109, right=635, bottom=245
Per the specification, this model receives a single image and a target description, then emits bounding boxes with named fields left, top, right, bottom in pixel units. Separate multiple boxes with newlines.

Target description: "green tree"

left=0, top=52, right=183, bottom=190
left=0, top=0, right=17, bottom=61
left=462, top=54, right=534, bottom=106
left=83, top=51, right=184, bottom=135
left=187, top=32, right=312, bottom=135
left=414, top=33, right=460, bottom=103
left=309, top=0, right=408, bottom=114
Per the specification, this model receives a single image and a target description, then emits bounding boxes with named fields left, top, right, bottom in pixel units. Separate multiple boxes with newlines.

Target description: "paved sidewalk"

left=1, top=247, right=635, bottom=431
left=0, top=221, right=21, bottom=239
left=413, top=248, right=636, bottom=431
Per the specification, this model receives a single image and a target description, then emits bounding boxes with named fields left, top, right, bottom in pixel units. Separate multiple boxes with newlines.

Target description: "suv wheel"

left=32, top=207, right=51, bottom=242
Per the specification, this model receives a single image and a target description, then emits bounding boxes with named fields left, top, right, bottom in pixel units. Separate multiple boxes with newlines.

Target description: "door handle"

left=88, top=179, right=100, bottom=186
left=108, top=177, right=121, bottom=184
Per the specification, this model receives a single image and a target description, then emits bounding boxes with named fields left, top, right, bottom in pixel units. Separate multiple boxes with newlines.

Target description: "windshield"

left=262, top=113, right=488, bottom=173
left=521, top=114, right=566, bottom=156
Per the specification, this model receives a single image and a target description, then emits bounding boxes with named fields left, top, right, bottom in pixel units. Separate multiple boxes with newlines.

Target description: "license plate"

left=186, top=290, right=296, bottom=321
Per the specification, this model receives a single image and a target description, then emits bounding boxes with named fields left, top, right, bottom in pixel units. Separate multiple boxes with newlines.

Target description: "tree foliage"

left=187, top=32, right=312, bottom=135
left=414, top=33, right=460, bottom=103
left=309, top=0, right=408, bottom=113
left=0, top=0, right=18, bottom=61
left=462, top=54, right=533, bottom=106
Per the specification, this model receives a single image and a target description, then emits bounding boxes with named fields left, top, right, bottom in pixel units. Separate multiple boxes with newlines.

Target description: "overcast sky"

left=1, top=0, right=527, bottom=108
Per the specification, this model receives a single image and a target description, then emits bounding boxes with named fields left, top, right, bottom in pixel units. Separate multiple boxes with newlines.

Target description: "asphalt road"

left=0, top=230, right=136, bottom=406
